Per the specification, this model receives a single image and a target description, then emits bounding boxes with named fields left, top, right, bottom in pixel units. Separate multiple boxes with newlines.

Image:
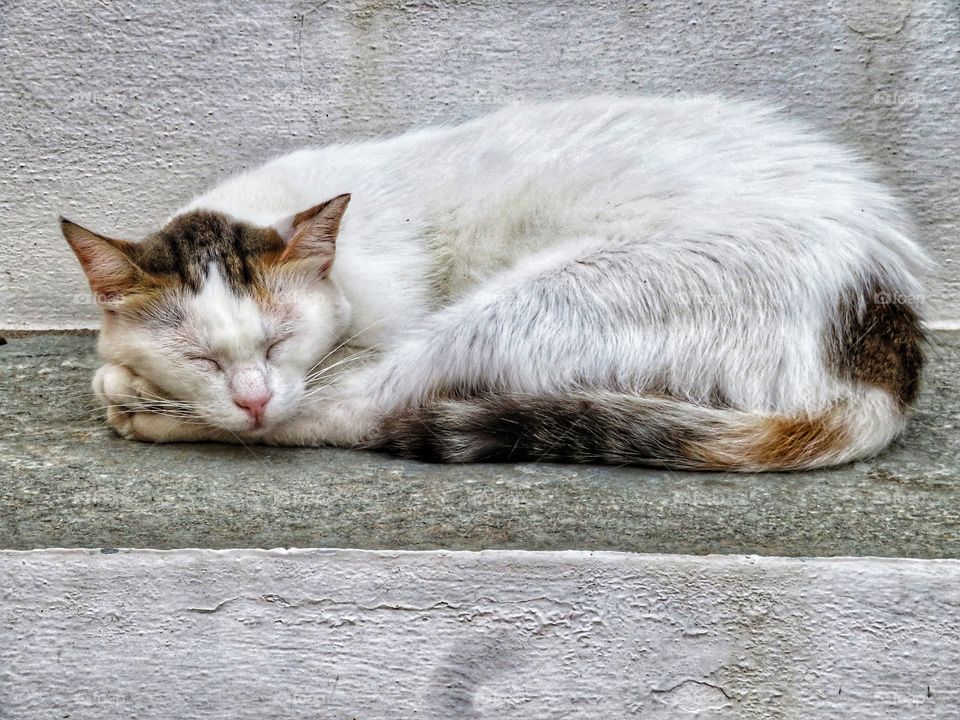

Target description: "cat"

left=61, top=96, right=927, bottom=471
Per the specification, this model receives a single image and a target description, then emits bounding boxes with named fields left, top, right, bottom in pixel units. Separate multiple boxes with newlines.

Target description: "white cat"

left=61, top=96, right=927, bottom=470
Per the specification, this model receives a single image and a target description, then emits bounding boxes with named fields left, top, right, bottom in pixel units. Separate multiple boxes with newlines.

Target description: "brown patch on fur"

left=63, top=211, right=296, bottom=318
left=828, top=277, right=924, bottom=407
left=132, top=211, right=286, bottom=294
left=688, top=408, right=849, bottom=471
left=743, top=410, right=848, bottom=470
left=118, top=278, right=185, bottom=321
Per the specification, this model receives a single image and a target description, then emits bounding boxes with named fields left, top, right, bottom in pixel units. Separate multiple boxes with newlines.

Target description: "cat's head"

left=61, top=194, right=352, bottom=435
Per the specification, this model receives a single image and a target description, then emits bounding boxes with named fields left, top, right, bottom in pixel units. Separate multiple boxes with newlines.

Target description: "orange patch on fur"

left=114, top=276, right=181, bottom=317
left=743, top=410, right=848, bottom=470
left=688, top=408, right=849, bottom=471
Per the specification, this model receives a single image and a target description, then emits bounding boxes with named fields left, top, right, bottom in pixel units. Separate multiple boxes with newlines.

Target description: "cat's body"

left=63, top=96, right=927, bottom=470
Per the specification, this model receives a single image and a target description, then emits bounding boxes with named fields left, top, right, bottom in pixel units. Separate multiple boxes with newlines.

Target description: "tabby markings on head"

left=134, top=211, right=286, bottom=295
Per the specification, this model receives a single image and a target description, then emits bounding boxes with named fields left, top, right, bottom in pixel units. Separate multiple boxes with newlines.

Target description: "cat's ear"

left=274, top=193, right=350, bottom=276
left=60, top=218, right=141, bottom=301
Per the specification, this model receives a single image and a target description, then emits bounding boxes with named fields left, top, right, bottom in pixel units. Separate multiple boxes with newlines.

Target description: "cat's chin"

left=196, top=412, right=273, bottom=437
left=203, top=421, right=275, bottom=440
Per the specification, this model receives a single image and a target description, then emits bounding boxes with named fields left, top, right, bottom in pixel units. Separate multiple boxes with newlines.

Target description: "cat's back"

left=407, top=96, right=922, bottom=275
left=440, top=95, right=889, bottom=217
left=441, top=95, right=843, bottom=176
left=192, top=95, right=925, bottom=292
left=206, top=94, right=899, bottom=233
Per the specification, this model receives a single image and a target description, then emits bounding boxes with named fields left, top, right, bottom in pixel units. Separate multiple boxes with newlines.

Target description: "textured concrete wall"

left=2, top=549, right=959, bottom=718
left=1, top=0, right=957, bottom=329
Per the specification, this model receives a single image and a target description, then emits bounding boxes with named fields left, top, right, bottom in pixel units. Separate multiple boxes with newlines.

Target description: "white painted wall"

left=1, top=0, right=957, bottom=329
left=1, top=549, right=958, bottom=718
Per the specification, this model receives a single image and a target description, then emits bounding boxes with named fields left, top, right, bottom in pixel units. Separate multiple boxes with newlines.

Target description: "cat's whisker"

left=304, top=347, right=379, bottom=385
left=308, top=320, right=386, bottom=373
left=304, top=352, right=378, bottom=387
left=303, top=358, right=370, bottom=384
left=301, top=363, right=375, bottom=399
left=216, top=427, right=275, bottom=472
left=89, top=392, right=207, bottom=412
left=300, top=381, right=345, bottom=400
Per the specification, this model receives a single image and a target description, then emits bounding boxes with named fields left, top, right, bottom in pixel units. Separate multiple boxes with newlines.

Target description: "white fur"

left=102, top=96, right=928, bottom=465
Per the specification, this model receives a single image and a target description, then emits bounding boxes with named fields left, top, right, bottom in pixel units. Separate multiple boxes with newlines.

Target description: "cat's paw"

left=93, top=364, right=221, bottom=443
left=92, top=364, right=184, bottom=442
left=93, top=364, right=141, bottom=439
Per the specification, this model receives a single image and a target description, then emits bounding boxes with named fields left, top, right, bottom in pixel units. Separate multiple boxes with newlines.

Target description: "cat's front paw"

left=93, top=363, right=143, bottom=440
left=92, top=364, right=203, bottom=443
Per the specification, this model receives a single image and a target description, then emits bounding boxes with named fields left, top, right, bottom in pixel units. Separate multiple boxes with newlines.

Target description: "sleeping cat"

left=61, top=96, right=927, bottom=471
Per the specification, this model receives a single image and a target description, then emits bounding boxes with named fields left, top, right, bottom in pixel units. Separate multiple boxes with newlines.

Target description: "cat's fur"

left=62, top=96, right=928, bottom=471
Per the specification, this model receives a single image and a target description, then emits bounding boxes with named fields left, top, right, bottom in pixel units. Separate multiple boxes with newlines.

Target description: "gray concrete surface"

left=1, top=548, right=958, bottom=719
left=1, top=0, right=958, bottom=330
left=1, top=332, right=957, bottom=555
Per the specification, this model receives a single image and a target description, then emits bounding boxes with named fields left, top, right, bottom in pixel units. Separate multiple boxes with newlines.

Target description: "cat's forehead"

left=189, top=263, right=269, bottom=355
left=133, top=210, right=285, bottom=292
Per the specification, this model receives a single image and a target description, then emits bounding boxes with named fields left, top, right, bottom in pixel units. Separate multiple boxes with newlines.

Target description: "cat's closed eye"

left=188, top=356, right=222, bottom=372
left=266, top=337, right=290, bottom=360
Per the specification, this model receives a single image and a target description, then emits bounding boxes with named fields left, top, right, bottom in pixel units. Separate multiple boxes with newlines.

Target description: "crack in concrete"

left=185, top=596, right=241, bottom=614
left=651, top=677, right=737, bottom=702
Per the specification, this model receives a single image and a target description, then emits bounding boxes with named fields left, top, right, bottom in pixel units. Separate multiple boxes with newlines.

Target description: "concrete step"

left=1, top=332, right=958, bottom=556
left=3, top=334, right=958, bottom=717
left=1, top=548, right=958, bottom=719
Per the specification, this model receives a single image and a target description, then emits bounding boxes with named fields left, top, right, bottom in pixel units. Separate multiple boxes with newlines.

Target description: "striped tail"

left=364, top=389, right=907, bottom=471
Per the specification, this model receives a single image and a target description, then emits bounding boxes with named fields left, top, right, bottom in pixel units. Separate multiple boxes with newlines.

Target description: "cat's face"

left=62, top=194, right=352, bottom=435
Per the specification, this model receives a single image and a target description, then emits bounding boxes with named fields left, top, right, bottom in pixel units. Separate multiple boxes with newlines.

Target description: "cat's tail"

left=364, top=387, right=908, bottom=471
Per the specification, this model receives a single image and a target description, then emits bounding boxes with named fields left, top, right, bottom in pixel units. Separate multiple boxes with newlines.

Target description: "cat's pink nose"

left=234, top=392, right=272, bottom=426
